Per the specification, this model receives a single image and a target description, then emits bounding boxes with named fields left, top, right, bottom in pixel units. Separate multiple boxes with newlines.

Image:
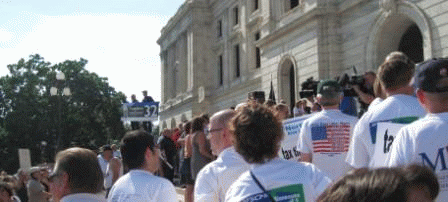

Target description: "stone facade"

left=157, top=0, right=448, bottom=129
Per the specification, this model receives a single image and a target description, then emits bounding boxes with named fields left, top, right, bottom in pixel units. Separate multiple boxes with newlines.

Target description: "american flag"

left=311, top=123, right=351, bottom=153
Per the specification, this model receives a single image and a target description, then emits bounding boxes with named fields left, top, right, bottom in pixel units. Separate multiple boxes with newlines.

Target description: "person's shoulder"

left=317, top=110, right=356, bottom=122
left=337, top=114, right=358, bottom=126
left=196, top=160, right=219, bottom=178
left=287, top=160, right=317, bottom=171
left=117, top=171, right=172, bottom=186
left=160, top=178, right=176, bottom=190
left=266, top=160, right=327, bottom=183
left=225, top=171, right=253, bottom=201
left=335, top=110, right=357, bottom=119
left=148, top=173, right=174, bottom=185
left=407, top=115, right=431, bottom=126
left=272, top=159, right=317, bottom=174
left=398, top=116, right=435, bottom=136
left=300, top=113, right=322, bottom=126
left=382, top=95, right=421, bottom=110
left=307, top=111, right=324, bottom=120
left=265, top=158, right=312, bottom=172
left=110, top=172, right=130, bottom=186
left=367, top=96, right=400, bottom=114
left=228, top=170, right=252, bottom=187
left=155, top=176, right=176, bottom=193
left=357, top=108, right=374, bottom=123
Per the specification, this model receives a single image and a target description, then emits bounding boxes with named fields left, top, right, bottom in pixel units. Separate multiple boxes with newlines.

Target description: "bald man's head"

left=208, top=109, right=237, bottom=155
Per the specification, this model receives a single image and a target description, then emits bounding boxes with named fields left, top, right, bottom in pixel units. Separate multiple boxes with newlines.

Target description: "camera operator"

left=351, top=71, right=376, bottom=115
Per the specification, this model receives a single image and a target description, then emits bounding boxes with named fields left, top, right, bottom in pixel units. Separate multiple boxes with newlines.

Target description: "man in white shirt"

left=104, top=156, right=121, bottom=198
left=107, top=130, right=177, bottom=202
left=387, top=58, right=448, bottom=201
left=194, top=109, right=250, bottom=202
left=97, top=145, right=113, bottom=179
left=298, top=80, right=358, bottom=180
left=49, top=147, right=105, bottom=202
left=97, top=145, right=121, bottom=197
left=346, top=58, right=426, bottom=168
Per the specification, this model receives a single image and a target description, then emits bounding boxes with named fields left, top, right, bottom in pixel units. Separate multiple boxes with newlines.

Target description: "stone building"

left=157, top=0, right=447, bottom=129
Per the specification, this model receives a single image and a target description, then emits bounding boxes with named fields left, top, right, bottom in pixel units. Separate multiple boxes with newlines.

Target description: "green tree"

left=0, top=54, right=126, bottom=172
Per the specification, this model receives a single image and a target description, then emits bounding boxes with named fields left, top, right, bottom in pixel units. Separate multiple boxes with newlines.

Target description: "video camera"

left=338, top=74, right=365, bottom=87
left=299, top=77, right=319, bottom=98
left=335, top=66, right=366, bottom=97
left=298, top=67, right=367, bottom=98
left=337, top=74, right=364, bottom=97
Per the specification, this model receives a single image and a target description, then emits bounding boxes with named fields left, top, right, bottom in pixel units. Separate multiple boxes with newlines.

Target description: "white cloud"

left=0, top=29, right=13, bottom=43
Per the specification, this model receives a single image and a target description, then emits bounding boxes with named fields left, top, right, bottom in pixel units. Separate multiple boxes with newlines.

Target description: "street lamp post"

left=40, top=140, right=47, bottom=163
left=50, top=72, right=71, bottom=153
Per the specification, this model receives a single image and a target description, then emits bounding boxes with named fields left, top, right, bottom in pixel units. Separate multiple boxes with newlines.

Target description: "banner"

left=18, top=148, right=31, bottom=170
left=370, top=122, right=406, bottom=168
left=121, top=101, right=159, bottom=122
left=278, top=114, right=312, bottom=161
left=368, top=116, right=420, bottom=168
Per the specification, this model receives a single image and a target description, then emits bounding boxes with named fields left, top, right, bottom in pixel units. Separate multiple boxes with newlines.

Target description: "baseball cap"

left=317, top=80, right=342, bottom=97
left=415, top=58, right=448, bottom=92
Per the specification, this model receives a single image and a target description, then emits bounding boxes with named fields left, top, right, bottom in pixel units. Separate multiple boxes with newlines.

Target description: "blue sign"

left=121, top=101, right=159, bottom=122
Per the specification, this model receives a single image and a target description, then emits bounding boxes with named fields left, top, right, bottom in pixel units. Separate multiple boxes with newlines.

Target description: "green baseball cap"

left=317, top=80, right=342, bottom=97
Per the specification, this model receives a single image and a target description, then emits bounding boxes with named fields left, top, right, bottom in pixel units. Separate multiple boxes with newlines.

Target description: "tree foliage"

left=0, top=54, right=126, bottom=172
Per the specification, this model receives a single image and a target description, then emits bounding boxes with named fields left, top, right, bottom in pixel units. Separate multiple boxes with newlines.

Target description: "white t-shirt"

left=97, top=155, right=108, bottom=177
left=194, top=147, right=250, bottom=202
left=387, top=112, right=448, bottom=202
left=225, top=158, right=331, bottom=202
left=297, top=109, right=357, bottom=180
left=60, top=193, right=106, bottom=202
left=107, top=169, right=177, bottom=202
left=346, top=94, right=425, bottom=168
left=368, top=97, right=383, bottom=111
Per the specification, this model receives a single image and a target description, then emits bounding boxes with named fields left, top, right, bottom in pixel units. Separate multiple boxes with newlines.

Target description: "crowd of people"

left=153, top=51, right=447, bottom=202
left=1, top=51, right=447, bottom=202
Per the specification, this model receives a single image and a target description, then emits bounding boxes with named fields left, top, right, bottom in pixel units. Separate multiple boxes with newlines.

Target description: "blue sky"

left=0, top=0, right=185, bottom=101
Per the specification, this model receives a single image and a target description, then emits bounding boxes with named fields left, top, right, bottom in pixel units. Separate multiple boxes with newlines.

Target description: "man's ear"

left=145, top=147, right=153, bottom=160
left=222, top=128, right=233, bottom=144
left=61, top=172, right=70, bottom=190
left=416, top=89, right=426, bottom=108
left=222, top=127, right=229, bottom=140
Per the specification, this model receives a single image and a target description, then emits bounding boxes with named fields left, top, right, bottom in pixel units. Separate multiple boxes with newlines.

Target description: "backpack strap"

left=250, top=170, right=276, bottom=202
